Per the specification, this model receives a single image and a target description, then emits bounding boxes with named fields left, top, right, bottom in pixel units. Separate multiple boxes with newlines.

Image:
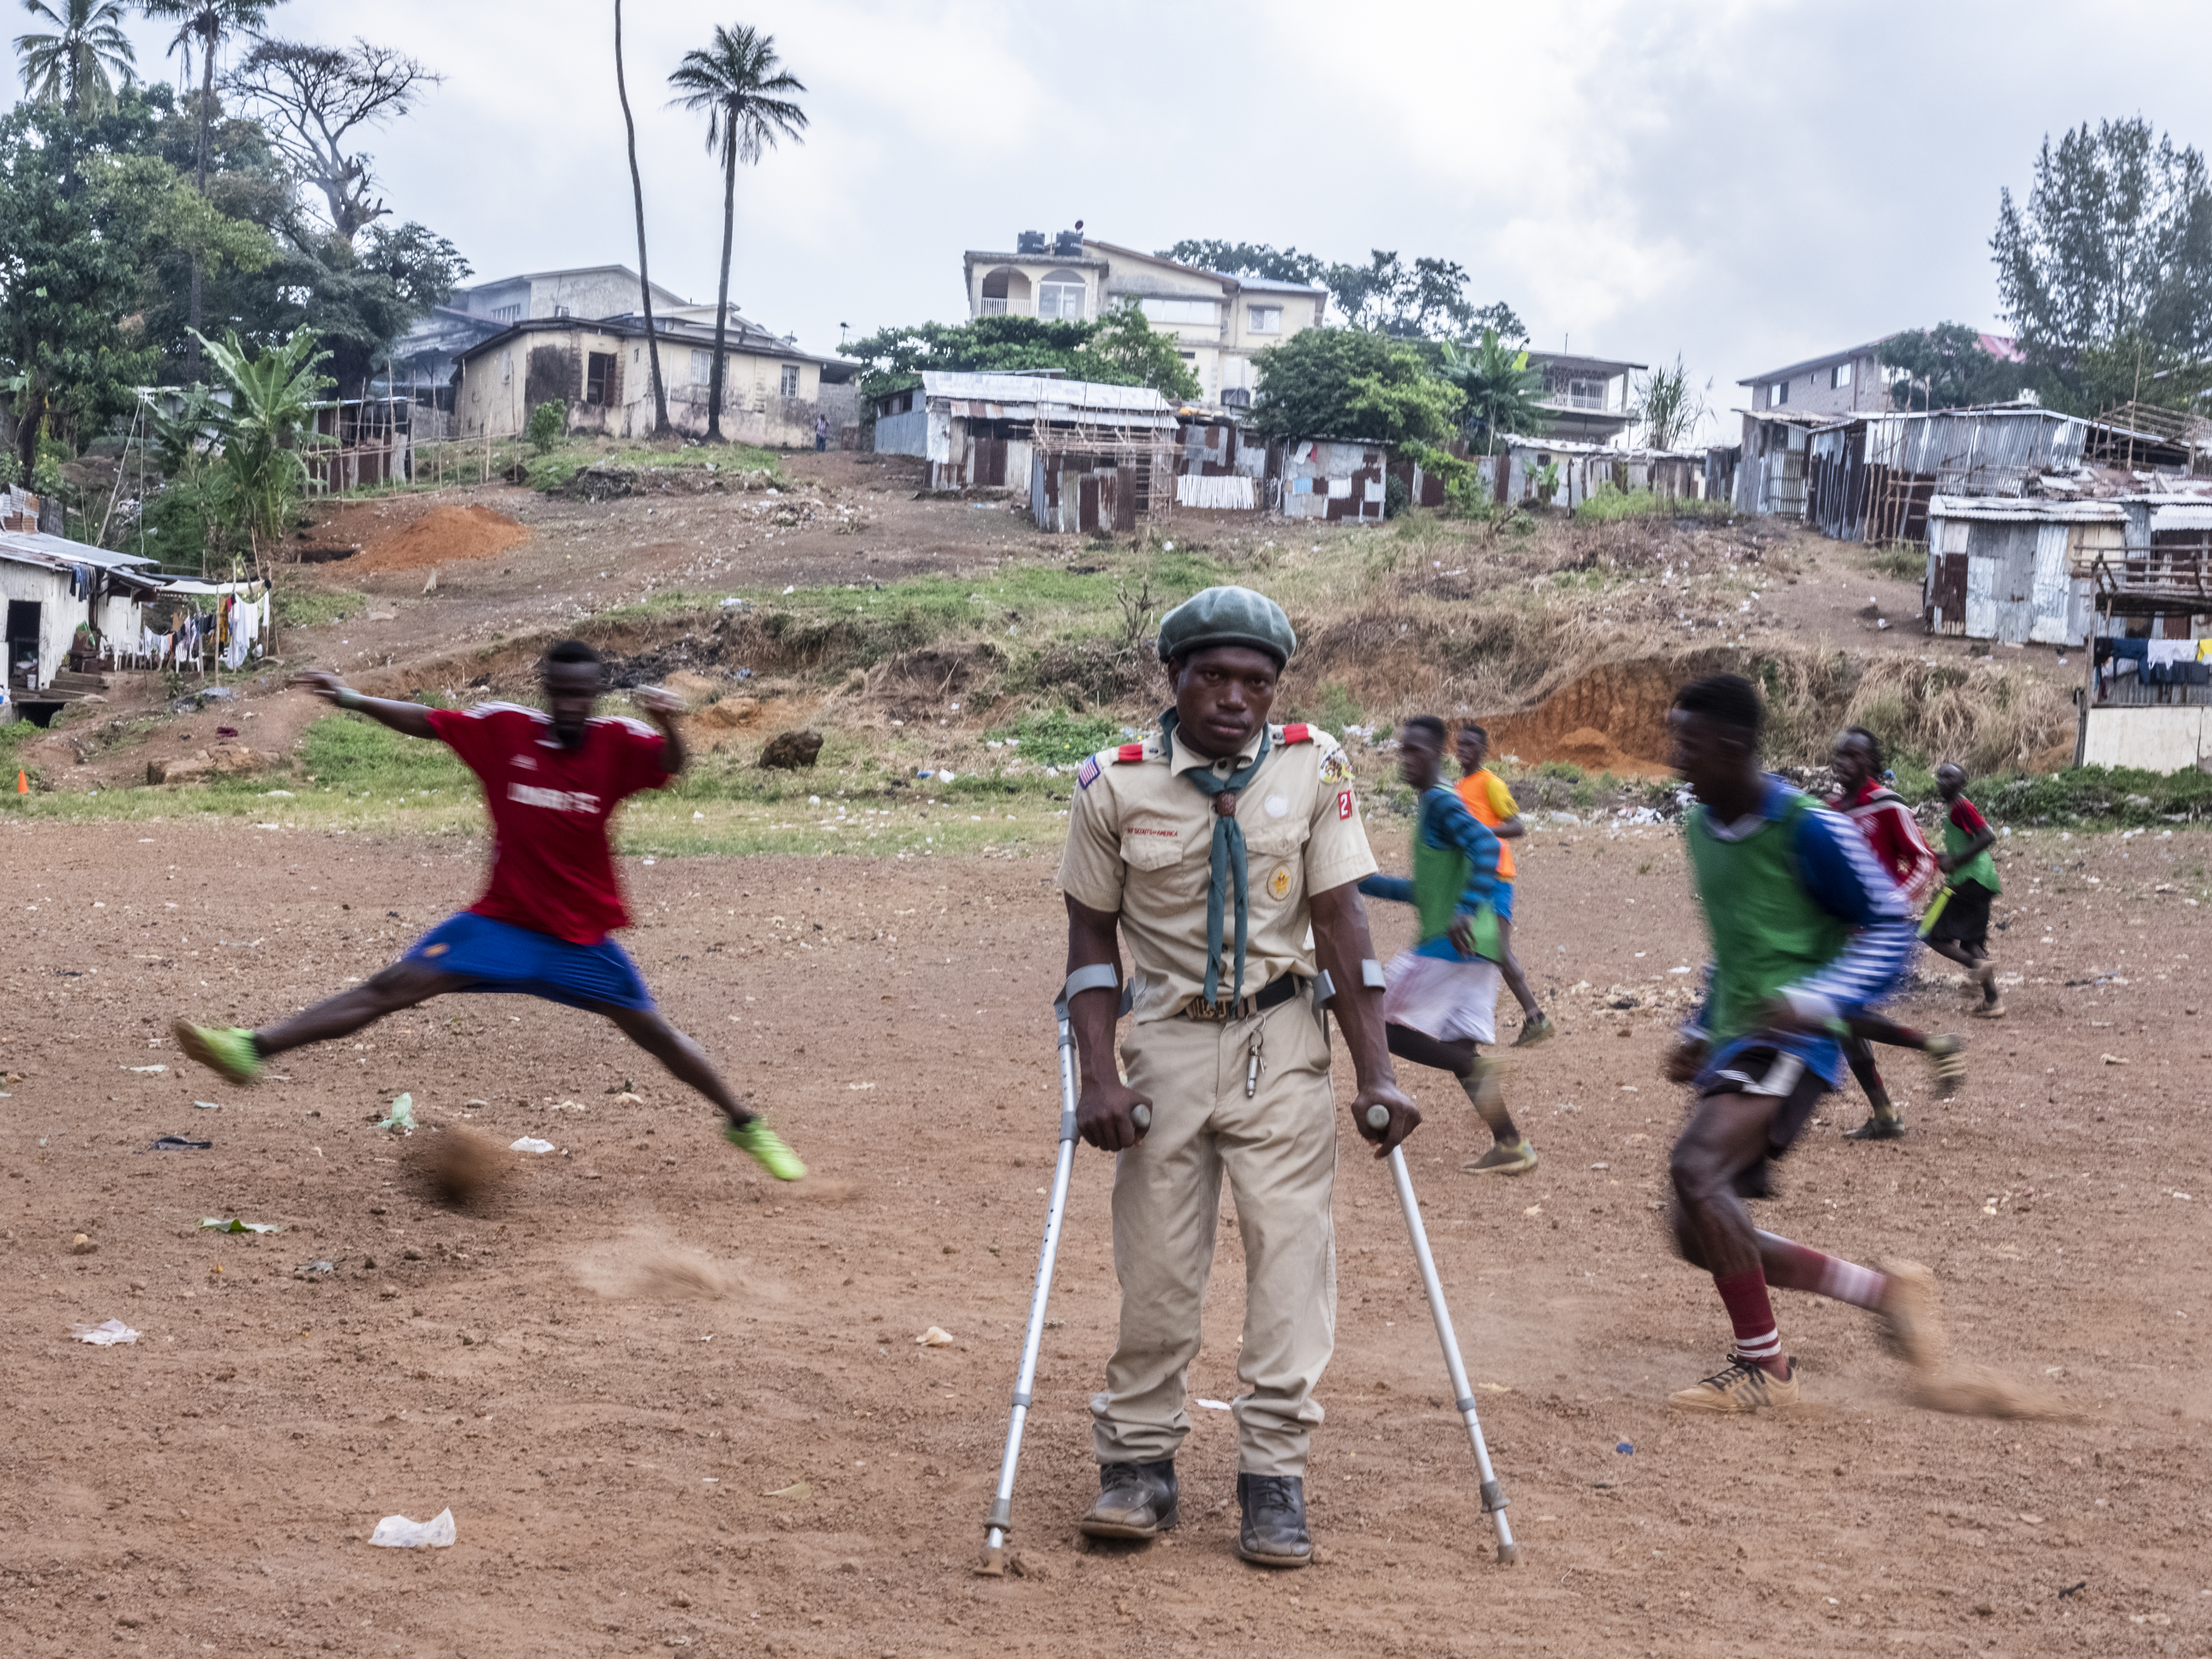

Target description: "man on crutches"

left=1053, top=586, right=1416, bottom=1569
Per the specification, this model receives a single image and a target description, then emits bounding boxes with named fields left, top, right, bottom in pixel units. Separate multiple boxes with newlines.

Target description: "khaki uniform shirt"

left=1058, top=722, right=1376, bottom=1023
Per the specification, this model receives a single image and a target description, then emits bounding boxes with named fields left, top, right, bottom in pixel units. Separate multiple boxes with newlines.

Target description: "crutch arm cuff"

left=1059, top=962, right=1121, bottom=1012
left=984, top=1497, right=1013, bottom=1530
left=1480, top=1479, right=1508, bottom=1513
left=1361, top=957, right=1387, bottom=990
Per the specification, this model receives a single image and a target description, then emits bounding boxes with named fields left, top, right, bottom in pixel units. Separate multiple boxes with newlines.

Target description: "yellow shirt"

left=1058, top=722, right=1376, bottom=1022
left=1454, top=769, right=1519, bottom=881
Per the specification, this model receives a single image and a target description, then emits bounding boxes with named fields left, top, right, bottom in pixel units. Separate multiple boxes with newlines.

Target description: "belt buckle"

left=1185, top=995, right=1240, bottom=1022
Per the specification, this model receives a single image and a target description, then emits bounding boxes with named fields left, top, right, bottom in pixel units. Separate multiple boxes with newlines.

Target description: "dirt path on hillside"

left=0, top=819, right=2205, bottom=1656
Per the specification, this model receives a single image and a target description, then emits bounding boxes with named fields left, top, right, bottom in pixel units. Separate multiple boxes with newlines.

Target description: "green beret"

left=1155, top=585, right=1297, bottom=668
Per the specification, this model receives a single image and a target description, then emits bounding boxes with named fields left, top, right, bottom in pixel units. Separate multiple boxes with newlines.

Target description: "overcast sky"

left=39, top=0, right=2212, bottom=440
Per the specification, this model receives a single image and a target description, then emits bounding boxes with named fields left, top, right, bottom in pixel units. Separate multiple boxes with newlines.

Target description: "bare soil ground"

left=3, top=817, right=2208, bottom=1656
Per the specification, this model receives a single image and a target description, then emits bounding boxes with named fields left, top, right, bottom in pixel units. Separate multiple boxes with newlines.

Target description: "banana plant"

left=191, top=326, right=333, bottom=559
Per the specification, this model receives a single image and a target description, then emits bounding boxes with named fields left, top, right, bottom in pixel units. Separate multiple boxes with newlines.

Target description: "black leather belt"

left=1180, top=974, right=1303, bottom=1022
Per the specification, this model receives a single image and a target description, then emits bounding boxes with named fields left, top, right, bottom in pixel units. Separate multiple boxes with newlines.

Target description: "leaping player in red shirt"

left=1825, top=726, right=1964, bottom=1141
left=171, top=640, right=804, bottom=1180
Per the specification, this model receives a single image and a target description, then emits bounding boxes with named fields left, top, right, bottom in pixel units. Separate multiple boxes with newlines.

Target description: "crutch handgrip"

left=1365, top=1103, right=1389, bottom=1129
left=1130, top=1103, right=1151, bottom=1132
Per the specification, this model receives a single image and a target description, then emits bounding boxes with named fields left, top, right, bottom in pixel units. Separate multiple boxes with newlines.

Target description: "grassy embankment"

left=6, top=512, right=2187, bottom=853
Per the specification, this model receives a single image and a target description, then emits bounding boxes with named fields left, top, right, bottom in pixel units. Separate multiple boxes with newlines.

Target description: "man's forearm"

left=336, top=689, right=437, bottom=741
left=1063, top=896, right=1124, bottom=1087
left=1309, top=882, right=1396, bottom=1090
left=651, top=715, right=688, bottom=776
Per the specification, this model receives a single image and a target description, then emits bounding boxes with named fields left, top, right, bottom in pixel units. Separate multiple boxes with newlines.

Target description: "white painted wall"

left=2080, top=706, right=2212, bottom=773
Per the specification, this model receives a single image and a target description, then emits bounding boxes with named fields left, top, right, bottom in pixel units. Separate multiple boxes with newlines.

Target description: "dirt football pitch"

left=1, top=818, right=2207, bottom=1656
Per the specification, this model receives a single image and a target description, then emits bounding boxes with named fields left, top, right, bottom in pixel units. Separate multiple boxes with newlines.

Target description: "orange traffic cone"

left=15, top=769, right=27, bottom=794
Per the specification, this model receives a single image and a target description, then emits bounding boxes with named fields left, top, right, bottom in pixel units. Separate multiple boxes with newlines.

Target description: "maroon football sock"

left=1712, top=1267, right=1784, bottom=1375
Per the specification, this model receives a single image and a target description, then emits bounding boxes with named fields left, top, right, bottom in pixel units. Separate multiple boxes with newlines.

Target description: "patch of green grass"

left=985, top=707, right=1123, bottom=766
left=523, top=441, right=784, bottom=493
left=274, top=587, right=369, bottom=628
left=1573, top=483, right=1733, bottom=524
left=1865, top=544, right=1924, bottom=582
left=1288, top=679, right=1365, bottom=736
left=300, top=713, right=473, bottom=794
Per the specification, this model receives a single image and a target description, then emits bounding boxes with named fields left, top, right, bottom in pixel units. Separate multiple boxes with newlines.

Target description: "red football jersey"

left=428, top=704, right=673, bottom=943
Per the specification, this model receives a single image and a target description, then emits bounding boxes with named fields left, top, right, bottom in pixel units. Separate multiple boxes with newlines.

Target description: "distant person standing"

left=814, top=412, right=830, bottom=452
left=1825, top=726, right=1965, bottom=1139
left=1453, top=724, right=1551, bottom=1045
left=1925, top=762, right=2004, bottom=1018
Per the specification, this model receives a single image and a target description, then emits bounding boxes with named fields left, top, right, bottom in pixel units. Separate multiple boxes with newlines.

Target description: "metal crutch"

left=1370, top=1105, right=1521, bottom=1566
left=978, top=968, right=1135, bottom=1577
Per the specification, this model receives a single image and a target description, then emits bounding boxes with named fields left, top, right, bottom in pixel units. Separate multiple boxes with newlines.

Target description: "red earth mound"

left=347, top=503, right=530, bottom=572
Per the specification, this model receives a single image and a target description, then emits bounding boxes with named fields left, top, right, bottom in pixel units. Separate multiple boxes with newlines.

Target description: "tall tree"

left=614, top=0, right=669, bottom=436
left=140, top=0, right=276, bottom=370
left=15, top=0, right=136, bottom=118
left=1992, top=118, right=2212, bottom=409
left=667, top=22, right=806, bottom=443
left=1250, top=326, right=1460, bottom=445
left=1876, top=325, right=2021, bottom=411
left=226, top=36, right=436, bottom=244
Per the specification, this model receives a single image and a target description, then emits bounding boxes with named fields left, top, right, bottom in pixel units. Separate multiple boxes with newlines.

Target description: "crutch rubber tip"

left=1131, top=1104, right=1151, bottom=1132
left=974, top=1545, right=1007, bottom=1578
left=1496, top=1542, right=1522, bottom=1566
left=1365, top=1104, right=1389, bottom=1129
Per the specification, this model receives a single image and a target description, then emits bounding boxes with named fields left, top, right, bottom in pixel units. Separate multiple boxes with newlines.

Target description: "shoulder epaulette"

left=1280, top=722, right=1312, bottom=744
left=1114, top=742, right=1148, bottom=763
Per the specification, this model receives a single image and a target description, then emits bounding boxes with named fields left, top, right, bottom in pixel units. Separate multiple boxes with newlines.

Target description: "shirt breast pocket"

left=1119, top=830, right=1189, bottom=873
left=1244, top=823, right=1306, bottom=907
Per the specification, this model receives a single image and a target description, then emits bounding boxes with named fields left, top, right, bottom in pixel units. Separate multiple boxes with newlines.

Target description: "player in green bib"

left=1661, top=676, right=1943, bottom=1412
left=1358, top=716, right=1536, bottom=1176
left=1923, top=762, right=2004, bottom=1017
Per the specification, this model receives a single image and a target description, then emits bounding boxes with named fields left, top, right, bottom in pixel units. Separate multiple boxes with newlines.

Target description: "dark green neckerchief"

left=1159, top=708, right=1274, bottom=1005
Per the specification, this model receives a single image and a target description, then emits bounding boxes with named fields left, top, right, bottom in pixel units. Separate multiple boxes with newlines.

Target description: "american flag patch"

left=1077, top=756, right=1101, bottom=789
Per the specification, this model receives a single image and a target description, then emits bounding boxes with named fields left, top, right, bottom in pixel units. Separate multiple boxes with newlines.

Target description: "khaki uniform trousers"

left=1089, top=988, right=1338, bottom=1477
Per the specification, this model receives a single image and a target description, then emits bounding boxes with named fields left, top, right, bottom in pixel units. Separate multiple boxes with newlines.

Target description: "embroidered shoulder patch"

left=1076, top=756, right=1101, bottom=789
left=1114, top=742, right=1148, bottom=764
left=1337, top=788, right=1355, bottom=821
left=1318, top=751, right=1351, bottom=784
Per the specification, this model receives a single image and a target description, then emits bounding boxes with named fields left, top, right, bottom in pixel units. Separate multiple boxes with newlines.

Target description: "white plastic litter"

left=1196, top=1398, right=1232, bottom=1411
left=509, top=1137, right=555, bottom=1154
left=73, top=1319, right=140, bottom=1345
left=369, top=1509, right=455, bottom=1549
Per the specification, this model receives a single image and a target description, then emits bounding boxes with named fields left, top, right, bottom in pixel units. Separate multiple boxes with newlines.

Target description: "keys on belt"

left=1179, top=974, right=1302, bottom=1022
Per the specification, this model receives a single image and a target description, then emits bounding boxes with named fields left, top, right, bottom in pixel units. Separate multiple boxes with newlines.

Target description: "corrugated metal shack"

left=1734, top=409, right=1831, bottom=517
left=1807, top=407, right=2089, bottom=543
left=1394, top=439, right=1706, bottom=512
left=874, top=371, right=1178, bottom=499
left=1172, top=412, right=1266, bottom=510
left=1280, top=440, right=1388, bottom=522
left=1921, top=494, right=2113, bottom=646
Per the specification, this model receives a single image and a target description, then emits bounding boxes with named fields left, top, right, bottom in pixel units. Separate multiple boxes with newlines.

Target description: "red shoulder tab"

left=1280, top=722, right=1313, bottom=744
left=1115, top=743, right=1148, bottom=764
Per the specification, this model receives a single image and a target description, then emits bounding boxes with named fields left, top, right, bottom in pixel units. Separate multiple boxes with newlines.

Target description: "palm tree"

left=1442, top=328, right=1549, bottom=456
left=15, top=0, right=136, bottom=118
left=141, top=0, right=275, bottom=369
left=614, top=0, right=671, bottom=437
left=667, top=23, right=806, bottom=443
